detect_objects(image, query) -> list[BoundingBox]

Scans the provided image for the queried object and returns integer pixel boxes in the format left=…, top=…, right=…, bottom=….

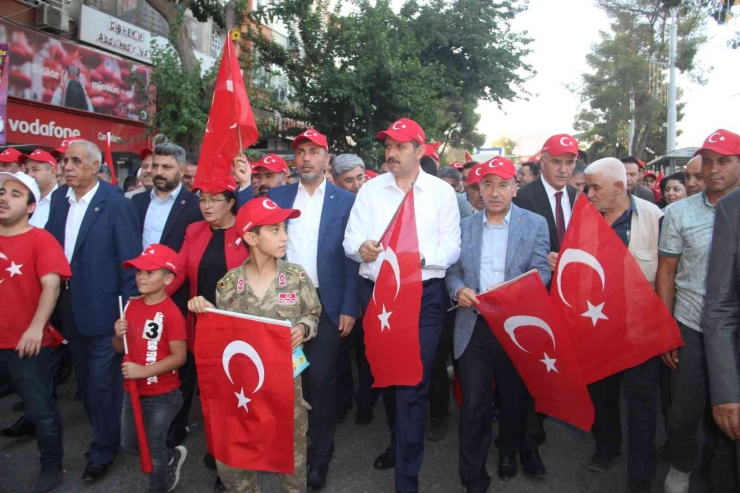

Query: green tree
left=249, top=0, right=532, bottom=164
left=490, top=136, right=517, bottom=156
left=574, top=0, right=707, bottom=161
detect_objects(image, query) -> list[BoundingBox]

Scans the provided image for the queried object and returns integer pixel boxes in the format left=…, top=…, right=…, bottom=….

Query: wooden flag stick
left=118, top=296, right=128, bottom=355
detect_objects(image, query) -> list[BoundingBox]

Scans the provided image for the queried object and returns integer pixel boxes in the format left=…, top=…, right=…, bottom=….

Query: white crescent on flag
left=503, top=315, right=557, bottom=353
left=556, top=249, right=606, bottom=308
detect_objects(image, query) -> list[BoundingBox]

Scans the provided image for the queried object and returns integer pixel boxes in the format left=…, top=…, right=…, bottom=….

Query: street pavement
left=1, top=375, right=711, bottom=493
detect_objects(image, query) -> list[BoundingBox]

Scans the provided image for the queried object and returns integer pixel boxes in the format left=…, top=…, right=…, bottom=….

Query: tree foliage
left=248, top=0, right=532, bottom=165
left=574, top=0, right=708, bottom=161
left=490, top=135, right=517, bottom=156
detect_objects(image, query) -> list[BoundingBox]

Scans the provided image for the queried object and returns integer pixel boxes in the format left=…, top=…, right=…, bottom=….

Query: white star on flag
left=6, top=261, right=23, bottom=277
left=235, top=388, right=251, bottom=413
left=581, top=300, right=608, bottom=326
left=540, top=352, right=558, bottom=373
left=378, top=304, right=392, bottom=332
left=720, top=136, right=726, bottom=141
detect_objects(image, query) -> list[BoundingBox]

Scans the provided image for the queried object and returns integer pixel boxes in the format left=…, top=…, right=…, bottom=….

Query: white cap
left=0, top=172, right=41, bottom=205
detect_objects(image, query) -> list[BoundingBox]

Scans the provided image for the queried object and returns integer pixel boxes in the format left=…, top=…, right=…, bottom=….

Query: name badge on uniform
left=278, top=292, right=298, bottom=305
left=278, top=273, right=287, bottom=288
left=143, top=319, right=163, bottom=342
left=237, top=278, right=245, bottom=293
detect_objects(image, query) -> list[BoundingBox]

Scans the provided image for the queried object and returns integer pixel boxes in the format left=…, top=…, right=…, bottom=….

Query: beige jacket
left=628, top=196, right=663, bottom=285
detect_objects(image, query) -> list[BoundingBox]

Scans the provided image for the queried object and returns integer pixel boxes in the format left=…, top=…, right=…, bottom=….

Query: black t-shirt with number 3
left=123, top=297, right=187, bottom=396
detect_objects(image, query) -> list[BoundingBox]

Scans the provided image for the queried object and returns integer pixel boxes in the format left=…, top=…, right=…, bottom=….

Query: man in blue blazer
left=268, top=128, right=359, bottom=490
left=45, top=140, right=142, bottom=482
left=446, top=158, right=551, bottom=493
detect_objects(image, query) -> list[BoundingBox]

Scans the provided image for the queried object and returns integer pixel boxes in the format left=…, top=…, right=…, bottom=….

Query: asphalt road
left=1, top=375, right=710, bottom=493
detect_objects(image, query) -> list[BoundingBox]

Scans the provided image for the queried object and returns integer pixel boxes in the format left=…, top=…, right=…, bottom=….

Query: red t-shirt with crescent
left=123, top=297, right=187, bottom=396
left=0, top=227, right=71, bottom=349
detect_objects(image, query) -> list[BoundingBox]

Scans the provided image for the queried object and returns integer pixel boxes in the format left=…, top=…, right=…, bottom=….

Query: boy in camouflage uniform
left=188, top=197, right=321, bottom=493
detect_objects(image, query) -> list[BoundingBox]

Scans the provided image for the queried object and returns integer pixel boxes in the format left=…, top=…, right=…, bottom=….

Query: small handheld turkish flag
left=363, top=189, right=424, bottom=387
left=464, top=150, right=474, bottom=162
left=105, top=132, right=117, bottom=186
left=551, top=195, right=682, bottom=384
left=193, top=36, right=259, bottom=191
left=477, top=270, right=594, bottom=431
left=195, top=309, right=294, bottom=474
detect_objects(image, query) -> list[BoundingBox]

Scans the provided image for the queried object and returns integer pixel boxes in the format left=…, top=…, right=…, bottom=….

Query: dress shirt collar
left=700, top=191, right=715, bottom=209
left=298, top=176, right=326, bottom=197
left=67, top=181, right=100, bottom=204
left=40, top=184, right=58, bottom=204
left=382, top=165, right=430, bottom=193
left=540, top=175, right=566, bottom=198
left=482, top=207, right=512, bottom=228
left=150, top=183, right=182, bottom=203
left=627, top=193, right=638, bottom=214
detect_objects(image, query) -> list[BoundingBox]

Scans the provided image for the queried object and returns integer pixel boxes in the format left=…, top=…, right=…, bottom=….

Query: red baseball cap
left=193, top=172, right=237, bottom=194
left=123, top=244, right=179, bottom=274
left=644, top=171, right=657, bottom=179
left=450, top=162, right=464, bottom=170
left=139, top=147, right=154, bottom=160
left=541, top=134, right=579, bottom=157
left=467, top=163, right=486, bottom=186
left=424, top=141, right=442, bottom=160
left=477, top=156, right=517, bottom=181
left=255, top=154, right=289, bottom=174
left=50, top=137, right=84, bottom=158
left=694, top=129, right=740, bottom=157
left=376, top=118, right=426, bottom=146
left=235, top=197, right=301, bottom=234
left=19, top=149, right=57, bottom=168
left=293, top=128, right=328, bottom=151
left=636, top=158, right=646, bottom=169
left=365, top=170, right=378, bottom=180
left=0, top=148, right=23, bottom=163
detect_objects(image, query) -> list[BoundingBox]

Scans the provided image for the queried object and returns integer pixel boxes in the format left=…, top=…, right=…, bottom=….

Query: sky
left=474, top=0, right=740, bottom=155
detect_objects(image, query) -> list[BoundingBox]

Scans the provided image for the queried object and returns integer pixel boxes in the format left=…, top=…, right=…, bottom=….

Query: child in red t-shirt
left=113, top=244, right=188, bottom=493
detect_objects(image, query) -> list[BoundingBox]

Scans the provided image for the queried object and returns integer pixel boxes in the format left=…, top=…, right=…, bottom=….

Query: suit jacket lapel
left=73, top=187, right=106, bottom=259
left=54, top=187, right=72, bottom=245
left=505, top=206, right=523, bottom=279
left=471, top=212, right=483, bottom=292
left=567, top=185, right=577, bottom=210
left=534, top=178, right=557, bottom=230
left=160, top=190, right=187, bottom=244
left=318, top=183, right=337, bottom=248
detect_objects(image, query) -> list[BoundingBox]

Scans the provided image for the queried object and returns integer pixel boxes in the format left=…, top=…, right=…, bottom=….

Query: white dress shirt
left=29, top=183, right=58, bottom=228
left=344, top=167, right=461, bottom=282
left=64, top=182, right=100, bottom=262
left=143, top=184, right=182, bottom=248
left=286, top=178, right=326, bottom=287
left=479, top=208, right=511, bottom=292
left=541, top=176, right=572, bottom=228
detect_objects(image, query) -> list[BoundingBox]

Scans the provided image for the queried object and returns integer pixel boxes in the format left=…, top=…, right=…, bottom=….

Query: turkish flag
left=123, top=353, right=153, bottom=474
left=477, top=270, right=594, bottom=431
left=363, top=189, right=424, bottom=387
left=105, top=132, right=117, bottom=186
left=193, top=37, right=259, bottom=191
left=195, top=309, right=294, bottom=474
left=551, top=195, right=682, bottom=384
left=464, top=150, right=473, bottom=162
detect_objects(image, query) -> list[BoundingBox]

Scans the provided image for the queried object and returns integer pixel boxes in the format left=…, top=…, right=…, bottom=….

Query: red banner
left=1, top=20, right=151, bottom=122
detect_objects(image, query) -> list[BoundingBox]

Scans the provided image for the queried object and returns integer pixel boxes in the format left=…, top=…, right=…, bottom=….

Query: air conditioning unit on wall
left=37, top=1, right=70, bottom=33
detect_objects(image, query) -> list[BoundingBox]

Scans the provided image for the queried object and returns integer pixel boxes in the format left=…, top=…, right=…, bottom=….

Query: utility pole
left=666, top=6, right=678, bottom=154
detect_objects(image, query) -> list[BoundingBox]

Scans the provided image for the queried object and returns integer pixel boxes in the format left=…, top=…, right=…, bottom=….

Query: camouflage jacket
left=215, top=259, right=321, bottom=341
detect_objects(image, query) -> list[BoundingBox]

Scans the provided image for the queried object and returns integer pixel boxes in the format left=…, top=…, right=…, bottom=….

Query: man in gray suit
left=446, top=157, right=551, bottom=492
left=705, top=186, right=740, bottom=493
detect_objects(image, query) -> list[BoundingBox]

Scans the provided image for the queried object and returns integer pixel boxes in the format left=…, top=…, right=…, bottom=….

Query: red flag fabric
left=464, top=150, right=474, bottom=162
left=476, top=270, right=594, bottom=431
left=195, top=310, right=294, bottom=474
left=193, top=37, right=259, bottom=191
left=105, top=132, right=117, bottom=186
left=123, top=353, right=153, bottom=474
left=363, top=190, right=424, bottom=387
left=551, top=195, right=682, bottom=384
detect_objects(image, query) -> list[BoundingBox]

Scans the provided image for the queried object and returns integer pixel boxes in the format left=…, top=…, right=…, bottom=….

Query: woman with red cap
left=165, top=172, right=249, bottom=491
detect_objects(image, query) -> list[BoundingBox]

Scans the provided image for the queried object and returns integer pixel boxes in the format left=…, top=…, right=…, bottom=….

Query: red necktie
left=555, top=191, right=566, bottom=246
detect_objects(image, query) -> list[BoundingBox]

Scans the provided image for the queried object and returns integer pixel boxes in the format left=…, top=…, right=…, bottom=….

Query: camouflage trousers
left=217, top=375, right=309, bottom=493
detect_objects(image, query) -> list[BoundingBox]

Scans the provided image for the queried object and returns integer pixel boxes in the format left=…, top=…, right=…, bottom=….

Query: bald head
left=684, top=155, right=705, bottom=196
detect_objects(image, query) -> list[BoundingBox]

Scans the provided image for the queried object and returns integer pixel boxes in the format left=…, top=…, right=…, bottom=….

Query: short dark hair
left=521, top=161, right=541, bottom=176
left=438, top=167, right=461, bottom=183
left=123, top=175, right=137, bottom=191
left=463, top=161, right=478, bottom=170
left=420, top=156, right=437, bottom=177
left=573, top=161, right=587, bottom=176
left=154, top=143, right=186, bottom=167
left=664, top=171, right=686, bottom=192
left=620, top=156, right=640, bottom=166
left=186, top=153, right=199, bottom=166
left=222, top=190, right=238, bottom=216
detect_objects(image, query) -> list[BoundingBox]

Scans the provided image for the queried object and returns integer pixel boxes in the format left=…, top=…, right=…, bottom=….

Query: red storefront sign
left=7, top=99, right=148, bottom=153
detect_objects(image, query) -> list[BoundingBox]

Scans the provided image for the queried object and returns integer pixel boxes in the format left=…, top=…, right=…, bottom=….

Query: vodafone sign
left=7, top=99, right=147, bottom=153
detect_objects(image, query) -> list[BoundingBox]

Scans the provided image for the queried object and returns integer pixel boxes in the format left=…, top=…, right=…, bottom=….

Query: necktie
left=555, top=191, right=566, bottom=246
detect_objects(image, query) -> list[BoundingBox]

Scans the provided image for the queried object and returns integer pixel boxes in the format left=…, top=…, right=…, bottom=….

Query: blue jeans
left=121, top=389, right=183, bottom=493
left=0, top=347, right=63, bottom=468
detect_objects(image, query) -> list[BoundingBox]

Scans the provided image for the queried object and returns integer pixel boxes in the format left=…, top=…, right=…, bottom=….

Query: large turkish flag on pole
left=477, top=270, right=594, bottom=431
left=195, top=309, right=294, bottom=474
left=551, top=195, right=682, bottom=384
left=363, top=189, right=424, bottom=388
left=193, top=37, right=259, bottom=191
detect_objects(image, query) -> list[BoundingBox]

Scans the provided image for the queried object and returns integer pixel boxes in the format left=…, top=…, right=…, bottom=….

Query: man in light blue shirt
left=143, top=181, right=182, bottom=248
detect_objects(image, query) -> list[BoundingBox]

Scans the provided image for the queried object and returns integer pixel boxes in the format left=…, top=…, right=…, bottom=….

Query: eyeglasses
left=198, top=197, right=228, bottom=207
left=480, top=182, right=513, bottom=192
left=542, top=155, right=576, bottom=167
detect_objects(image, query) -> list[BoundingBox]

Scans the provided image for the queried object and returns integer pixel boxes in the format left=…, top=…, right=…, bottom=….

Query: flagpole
left=226, top=35, right=245, bottom=156
left=376, top=183, right=414, bottom=246
left=118, top=296, right=128, bottom=354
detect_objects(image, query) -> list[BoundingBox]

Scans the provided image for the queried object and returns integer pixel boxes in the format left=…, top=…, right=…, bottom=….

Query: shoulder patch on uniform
left=284, top=264, right=307, bottom=281
left=217, top=270, right=239, bottom=293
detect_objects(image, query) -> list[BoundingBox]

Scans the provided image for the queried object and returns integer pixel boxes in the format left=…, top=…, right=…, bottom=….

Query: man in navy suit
left=446, top=157, right=551, bottom=491
left=131, top=142, right=202, bottom=447
left=45, top=140, right=142, bottom=482
left=268, top=128, right=359, bottom=490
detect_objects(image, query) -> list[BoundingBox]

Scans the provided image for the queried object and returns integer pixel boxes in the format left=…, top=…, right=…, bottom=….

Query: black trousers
left=589, top=356, right=659, bottom=482
left=458, top=317, right=530, bottom=493
left=712, top=428, right=740, bottom=493
left=428, top=289, right=455, bottom=420
left=335, top=316, right=377, bottom=413
left=169, top=350, right=197, bottom=436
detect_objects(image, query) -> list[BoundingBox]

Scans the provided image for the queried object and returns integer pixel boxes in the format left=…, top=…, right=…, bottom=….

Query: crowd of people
left=0, top=121, right=739, bottom=493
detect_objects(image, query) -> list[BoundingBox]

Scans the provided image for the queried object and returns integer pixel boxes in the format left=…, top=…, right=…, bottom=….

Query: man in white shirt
left=268, top=128, right=359, bottom=491
left=343, top=118, right=461, bottom=493
left=24, top=149, right=60, bottom=228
